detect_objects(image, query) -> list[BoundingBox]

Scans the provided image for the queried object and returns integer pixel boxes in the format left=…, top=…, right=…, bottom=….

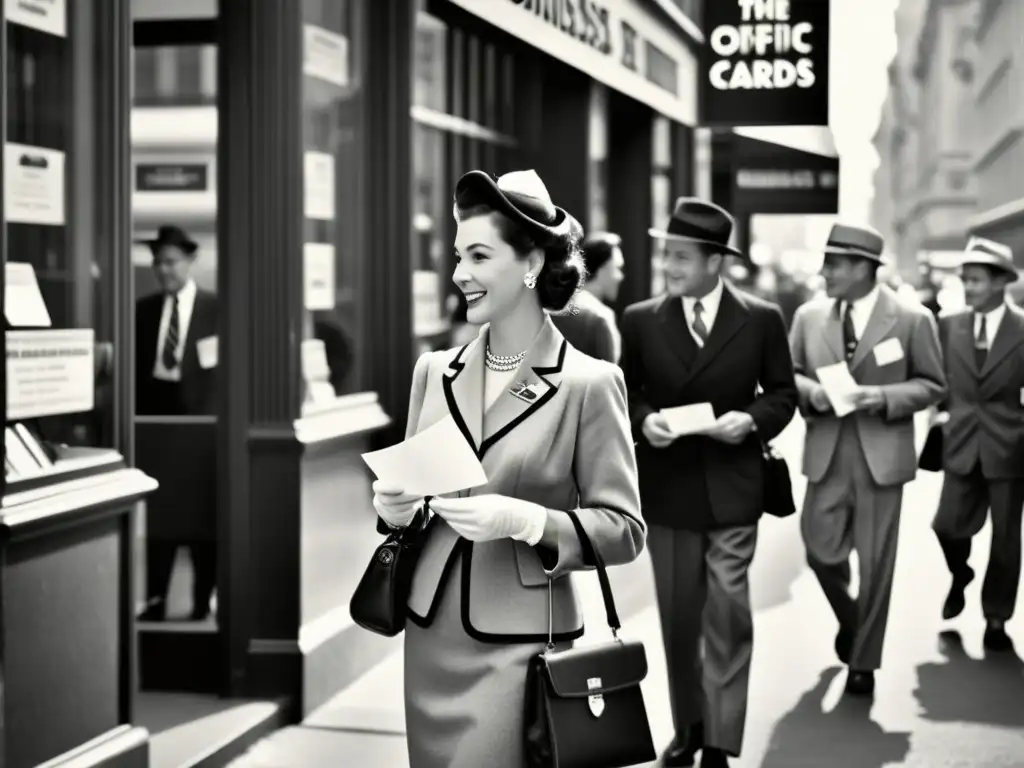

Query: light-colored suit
left=789, top=285, right=946, bottom=670
left=399, top=317, right=645, bottom=768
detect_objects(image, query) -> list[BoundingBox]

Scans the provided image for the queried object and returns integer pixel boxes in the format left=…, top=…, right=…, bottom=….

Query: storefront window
left=410, top=14, right=521, bottom=356
left=4, top=0, right=119, bottom=491
left=588, top=84, right=609, bottom=233
left=301, top=0, right=364, bottom=408
left=650, top=116, right=673, bottom=296
left=132, top=45, right=216, bottom=107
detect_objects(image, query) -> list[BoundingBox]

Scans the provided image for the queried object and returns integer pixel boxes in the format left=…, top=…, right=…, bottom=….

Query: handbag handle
left=546, top=509, right=622, bottom=649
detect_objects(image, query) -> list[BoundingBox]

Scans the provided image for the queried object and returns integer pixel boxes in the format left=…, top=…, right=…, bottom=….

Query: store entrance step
left=136, top=693, right=287, bottom=768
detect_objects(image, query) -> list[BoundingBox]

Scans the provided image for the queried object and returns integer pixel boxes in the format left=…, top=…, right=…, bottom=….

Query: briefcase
left=523, top=510, right=656, bottom=768
left=761, top=440, right=796, bottom=518
left=919, top=425, right=943, bottom=472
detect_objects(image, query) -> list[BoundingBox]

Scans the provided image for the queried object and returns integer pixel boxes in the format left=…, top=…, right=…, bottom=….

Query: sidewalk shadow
left=759, top=667, right=910, bottom=768
left=913, top=630, right=1024, bottom=728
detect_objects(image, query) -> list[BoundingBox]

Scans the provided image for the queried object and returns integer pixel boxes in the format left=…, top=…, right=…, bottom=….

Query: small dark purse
left=761, top=439, right=796, bottom=518
left=524, top=509, right=656, bottom=768
left=349, top=501, right=432, bottom=637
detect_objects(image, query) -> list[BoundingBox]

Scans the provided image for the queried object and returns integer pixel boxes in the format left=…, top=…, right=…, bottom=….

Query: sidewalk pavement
left=229, top=414, right=1024, bottom=766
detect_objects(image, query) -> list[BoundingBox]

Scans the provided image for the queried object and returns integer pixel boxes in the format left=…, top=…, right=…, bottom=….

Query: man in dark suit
left=135, top=225, right=219, bottom=621
left=621, top=199, right=797, bottom=768
left=933, top=237, right=1024, bottom=653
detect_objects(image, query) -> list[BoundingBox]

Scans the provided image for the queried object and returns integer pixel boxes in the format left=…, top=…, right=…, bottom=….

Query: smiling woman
left=365, top=167, right=648, bottom=768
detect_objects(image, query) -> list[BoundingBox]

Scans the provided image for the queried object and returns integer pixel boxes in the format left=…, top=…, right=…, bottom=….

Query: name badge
left=1019, top=388, right=1024, bottom=407
left=872, top=337, right=904, bottom=367
left=510, top=381, right=542, bottom=403
left=197, top=335, right=218, bottom=369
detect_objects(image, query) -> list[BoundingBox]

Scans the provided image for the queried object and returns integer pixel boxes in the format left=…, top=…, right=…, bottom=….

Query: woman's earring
left=524, top=273, right=537, bottom=289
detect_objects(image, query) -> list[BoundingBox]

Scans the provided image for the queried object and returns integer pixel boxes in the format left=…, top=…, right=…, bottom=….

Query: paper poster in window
left=5, top=0, right=67, bottom=38
left=5, top=143, right=66, bottom=226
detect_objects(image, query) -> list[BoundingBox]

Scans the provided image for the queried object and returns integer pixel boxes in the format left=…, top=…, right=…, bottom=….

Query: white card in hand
left=361, top=415, right=487, bottom=496
left=815, top=362, right=859, bottom=418
left=661, top=403, right=717, bottom=436
left=872, top=337, right=904, bottom=367
left=197, top=335, right=218, bottom=369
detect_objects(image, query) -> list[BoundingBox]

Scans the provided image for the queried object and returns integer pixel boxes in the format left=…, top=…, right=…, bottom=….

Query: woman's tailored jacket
left=399, top=319, right=645, bottom=644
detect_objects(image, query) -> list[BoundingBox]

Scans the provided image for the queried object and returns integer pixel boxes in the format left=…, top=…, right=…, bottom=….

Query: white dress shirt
left=974, top=302, right=1006, bottom=346
left=152, top=279, right=197, bottom=382
left=682, top=278, right=724, bottom=348
left=840, top=285, right=880, bottom=340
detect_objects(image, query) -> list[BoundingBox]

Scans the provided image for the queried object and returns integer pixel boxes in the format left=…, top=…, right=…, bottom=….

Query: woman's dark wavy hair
left=454, top=196, right=587, bottom=314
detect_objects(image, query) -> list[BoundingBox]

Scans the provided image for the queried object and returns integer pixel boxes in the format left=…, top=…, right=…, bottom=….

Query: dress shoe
left=942, top=567, right=974, bottom=620
left=983, top=621, right=1013, bottom=652
left=662, top=722, right=703, bottom=767
left=835, top=627, right=853, bottom=664
left=700, top=747, right=730, bottom=768
left=844, top=670, right=875, bottom=697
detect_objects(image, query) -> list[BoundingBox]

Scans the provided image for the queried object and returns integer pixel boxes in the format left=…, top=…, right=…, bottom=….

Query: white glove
left=429, top=494, right=548, bottom=545
left=372, top=481, right=422, bottom=529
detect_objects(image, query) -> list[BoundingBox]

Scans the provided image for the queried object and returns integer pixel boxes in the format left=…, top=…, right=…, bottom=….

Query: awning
left=724, top=126, right=840, bottom=215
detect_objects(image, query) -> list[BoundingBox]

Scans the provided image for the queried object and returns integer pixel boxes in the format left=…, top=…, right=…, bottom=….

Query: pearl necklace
left=485, top=346, right=526, bottom=372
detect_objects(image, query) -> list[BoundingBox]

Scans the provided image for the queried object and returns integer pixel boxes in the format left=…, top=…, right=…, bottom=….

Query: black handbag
left=524, top=509, right=656, bottom=768
left=761, top=439, right=796, bottom=518
left=349, top=501, right=432, bottom=637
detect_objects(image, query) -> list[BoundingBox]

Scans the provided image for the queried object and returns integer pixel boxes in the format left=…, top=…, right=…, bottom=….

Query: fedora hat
left=823, top=223, right=885, bottom=263
left=135, top=224, right=198, bottom=256
left=454, top=169, right=582, bottom=246
left=648, top=198, right=743, bottom=257
left=961, top=236, right=1017, bottom=281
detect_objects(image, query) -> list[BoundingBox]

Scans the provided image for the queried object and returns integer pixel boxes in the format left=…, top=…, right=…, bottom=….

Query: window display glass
left=650, top=116, right=674, bottom=296
left=4, top=0, right=119, bottom=491
left=301, top=0, right=365, bottom=407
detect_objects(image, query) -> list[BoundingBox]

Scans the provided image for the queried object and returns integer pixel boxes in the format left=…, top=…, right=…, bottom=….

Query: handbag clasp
left=587, top=677, right=605, bottom=718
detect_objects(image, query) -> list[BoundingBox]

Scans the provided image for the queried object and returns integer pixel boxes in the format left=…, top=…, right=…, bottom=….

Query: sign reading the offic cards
left=700, top=0, right=830, bottom=127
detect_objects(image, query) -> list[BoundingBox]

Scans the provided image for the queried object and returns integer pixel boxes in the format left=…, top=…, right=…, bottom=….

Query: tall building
left=873, top=0, right=1024, bottom=280
left=964, top=0, right=1024, bottom=263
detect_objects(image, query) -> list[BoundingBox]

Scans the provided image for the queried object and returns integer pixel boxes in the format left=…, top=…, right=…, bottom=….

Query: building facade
left=965, top=0, right=1024, bottom=260
left=872, top=0, right=1024, bottom=282
left=0, top=0, right=702, bottom=766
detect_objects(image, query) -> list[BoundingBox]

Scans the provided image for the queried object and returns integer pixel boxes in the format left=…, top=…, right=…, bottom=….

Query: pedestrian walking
left=370, top=169, right=646, bottom=768
left=552, top=231, right=625, bottom=362
left=620, top=198, right=798, bottom=767
left=932, top=237, right=1024, bottom=653
left=788, top=223, right=946, bottom=697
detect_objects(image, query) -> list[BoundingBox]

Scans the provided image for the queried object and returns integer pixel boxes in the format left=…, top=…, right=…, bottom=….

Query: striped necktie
left=162, top=295, right=180, bottom=370
left=692, top=300, right=709, bottom=345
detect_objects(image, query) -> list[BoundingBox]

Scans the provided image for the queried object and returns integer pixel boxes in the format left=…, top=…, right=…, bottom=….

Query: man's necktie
left=692, top=300, right=709, bottom=345
left=841, top=302, right=857, bottom=361
left=162, top=296, right=180, bottom=371
left=975, top=313, right=988, bottom=369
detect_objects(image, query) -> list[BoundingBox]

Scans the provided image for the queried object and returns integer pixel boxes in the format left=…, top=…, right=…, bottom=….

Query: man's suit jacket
left=135, top=289, right=218, bottom=416
left=789, top=285, right=946, bottom=487
left=620, top=284, right=798, bottom=531
left=938, top=306, right=1024, bottom=479
left=550, top=304, right=617, bottom=363
left=397, top=318, right=645, bottom=644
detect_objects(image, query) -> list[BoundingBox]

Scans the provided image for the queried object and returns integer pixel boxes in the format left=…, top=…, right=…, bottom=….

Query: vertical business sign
left=700, top=0, right=830, bottom=127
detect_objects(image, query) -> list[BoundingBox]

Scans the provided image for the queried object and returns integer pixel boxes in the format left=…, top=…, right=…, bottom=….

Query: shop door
left=130, top=15, right=223, bottom=695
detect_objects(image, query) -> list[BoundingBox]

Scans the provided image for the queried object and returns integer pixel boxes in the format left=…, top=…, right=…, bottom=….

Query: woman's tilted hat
left=648, top=197, right=743, bottom=257
left=961, top=236, right=1017, bottom=281
left=134, top=224, right=199, bottom=256
left=454, top=169, right=582, bottom=246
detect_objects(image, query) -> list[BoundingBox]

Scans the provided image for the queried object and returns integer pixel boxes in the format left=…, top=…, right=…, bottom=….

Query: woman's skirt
left=404, top=554, right=551, bottom=768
